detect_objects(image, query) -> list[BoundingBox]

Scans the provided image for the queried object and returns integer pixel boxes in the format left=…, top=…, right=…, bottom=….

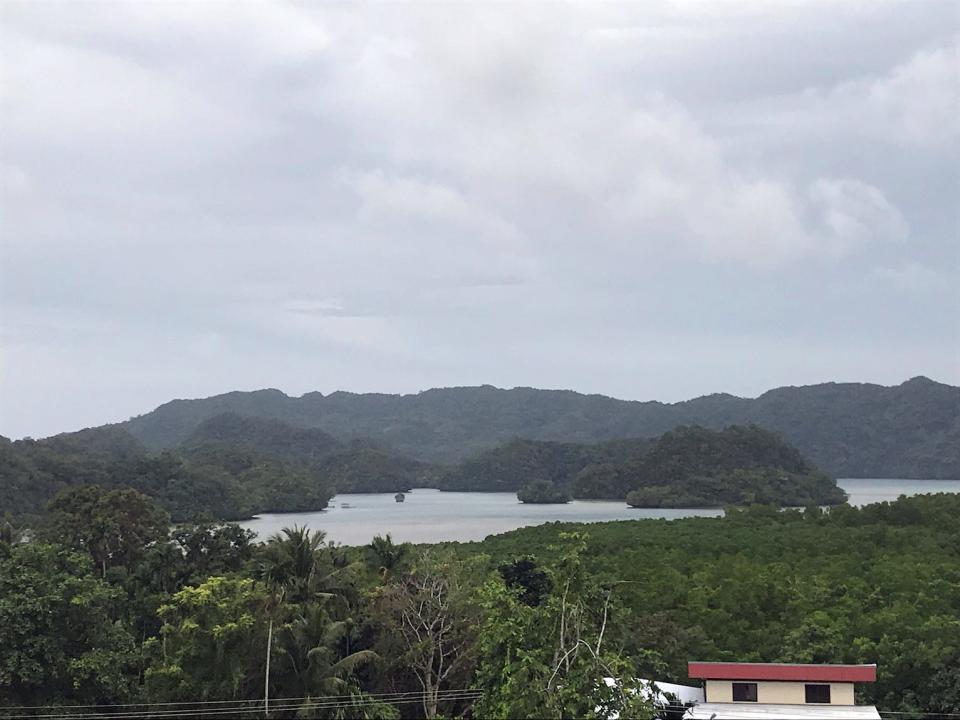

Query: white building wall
left=705, top=680, right=855, bottom=705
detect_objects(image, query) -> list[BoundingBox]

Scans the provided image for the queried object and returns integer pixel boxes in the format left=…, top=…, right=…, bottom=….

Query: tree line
left=2, top=421, right=845, bottom=521
left=0, top=413, right=427, bottom=521
left=466, top=425, right=847, bottom=507
left=2, top=487, right=958, bottom=717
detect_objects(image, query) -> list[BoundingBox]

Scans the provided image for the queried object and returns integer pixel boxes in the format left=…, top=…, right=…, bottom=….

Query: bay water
left=240, top=478, right=960, bottom=546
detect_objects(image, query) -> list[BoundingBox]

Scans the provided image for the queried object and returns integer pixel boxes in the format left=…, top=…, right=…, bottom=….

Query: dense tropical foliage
left=0, top=430, right=334, bottom=521
left=1, top=487, right=958, bottom=717
left=441, top=437, right=649, bottom=493
left=517, top=479, right=573, bottom=504
left=117, top=377, right=960, bottom=477
left=185, top=413, right=428, bottom=494
left=1, top=419, right=845, bottom=521
left=0, top=416, right=426, bottom=521
left=455, top=425, right=845, bottom=507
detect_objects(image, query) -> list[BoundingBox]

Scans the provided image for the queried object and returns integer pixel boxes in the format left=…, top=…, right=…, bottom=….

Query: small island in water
left=501, top=425, right=847, bottom=509
left=517, top=479, right=572, bottom=504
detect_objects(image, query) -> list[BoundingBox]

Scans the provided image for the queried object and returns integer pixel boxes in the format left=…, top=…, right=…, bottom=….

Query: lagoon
left=240, top=478, right=960, bottom=546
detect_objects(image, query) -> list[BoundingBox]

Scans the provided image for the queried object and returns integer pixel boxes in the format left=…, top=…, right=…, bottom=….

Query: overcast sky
left=1, top=1, right=958, bottom=439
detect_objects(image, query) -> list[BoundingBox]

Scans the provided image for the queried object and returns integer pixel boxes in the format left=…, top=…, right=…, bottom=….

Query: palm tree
left=258, top=525, right=324, bottom=715
left=259, top=525, right=327, bottom=602
left=367, top=534, right=409, bottom=579
left=257, top=526, right=362, bottom=714
left=274, top=602, right=378, bottom=700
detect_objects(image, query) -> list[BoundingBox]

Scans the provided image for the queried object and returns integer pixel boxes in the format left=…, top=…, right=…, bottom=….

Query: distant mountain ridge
left=110, top=376, right=959, bottom=478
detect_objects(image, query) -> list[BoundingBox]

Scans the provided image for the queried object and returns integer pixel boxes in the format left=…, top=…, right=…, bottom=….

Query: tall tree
left=144, top=576, right=268, bottom=701
left=373, top=550, right=486, bottom=719
left=474, top=533, right=654, bottom=719
left=0, top=543, right=137, bottom=705
left=40, top=485, right=169, bottom=578
left=256, top=526, right=359, bottom=713
left=272, top=602, right=378, bottom=700
left=367, top=534, right=410, bottom=579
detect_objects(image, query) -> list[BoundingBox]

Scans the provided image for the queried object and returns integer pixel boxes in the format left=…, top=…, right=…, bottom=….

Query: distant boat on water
left=340, top=503, right=353, bottom=509
left=395, top=493, right=406, bottom=503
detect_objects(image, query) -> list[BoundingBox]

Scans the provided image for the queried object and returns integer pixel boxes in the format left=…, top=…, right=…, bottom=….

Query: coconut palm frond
left=324, top=649, right=380, bottom=677
left=319, top=619, right=349, bottom=646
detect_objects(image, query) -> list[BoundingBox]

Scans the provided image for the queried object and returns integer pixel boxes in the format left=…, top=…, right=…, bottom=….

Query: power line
left=5, top=696, right=957, bottom=720
left=0, top=691, right=699, bottom=712
left=2, top=699, right=484, bottom=720
left=0, top=690, right=485, bottom=720
left=3, top=689, right=471, bottom=711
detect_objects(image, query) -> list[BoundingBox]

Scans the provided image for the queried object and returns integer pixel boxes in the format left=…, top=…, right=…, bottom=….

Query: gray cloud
left=1, top=1, right=958, bottom=438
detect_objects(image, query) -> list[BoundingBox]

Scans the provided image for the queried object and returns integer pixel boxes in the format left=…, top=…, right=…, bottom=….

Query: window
left=732, top=682, right=758, bottom=702
left=806, top=684, right=832, bottom=704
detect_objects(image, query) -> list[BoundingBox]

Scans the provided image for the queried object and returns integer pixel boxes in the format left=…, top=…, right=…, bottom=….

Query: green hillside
left=183, top=412, right=429, bottom=493
left=0, top=428, right=332, bottom=521
left=441, top=425, right=845, bottom=507
left=116, top=377, right=960, bottom=478
left=1, top=414, right=428, bottom=520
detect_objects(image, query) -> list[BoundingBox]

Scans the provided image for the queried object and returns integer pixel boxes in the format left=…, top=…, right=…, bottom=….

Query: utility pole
left=264, top=617, right=273, bottom=718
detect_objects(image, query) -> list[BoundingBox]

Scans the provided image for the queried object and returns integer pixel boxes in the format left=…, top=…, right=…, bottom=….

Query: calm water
left=838, top=477, right=960, bottom=506
left=240, top=478, right=960, bottom=546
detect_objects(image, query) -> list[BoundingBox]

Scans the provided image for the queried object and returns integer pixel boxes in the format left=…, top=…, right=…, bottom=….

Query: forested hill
left=182, top=412, right=431, bottom=494
left=115, top=377, right=960, bottom=478
left=183, top=412, right=344, bottom=461
left=442, top=426, right=846, bottom=508
left=0, top=413, right=430, bottom=520
left=0, top=426, right=336, bottom=521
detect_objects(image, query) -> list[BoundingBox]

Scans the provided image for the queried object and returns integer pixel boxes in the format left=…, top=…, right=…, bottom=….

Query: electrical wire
left=3, top=689, right=474, bottom=711
left=0, top=690, right=485, bottom=720
left=5, top=695, right=958, bottom=720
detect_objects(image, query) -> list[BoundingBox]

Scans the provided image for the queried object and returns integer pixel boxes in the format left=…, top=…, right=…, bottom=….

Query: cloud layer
left=1, top=1, right=958, bottom=438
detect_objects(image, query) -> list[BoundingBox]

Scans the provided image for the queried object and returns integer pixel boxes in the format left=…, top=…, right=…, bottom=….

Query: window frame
left=805, top=683, right=832, bottom=704
left=732, top=682, right=759, bottom=702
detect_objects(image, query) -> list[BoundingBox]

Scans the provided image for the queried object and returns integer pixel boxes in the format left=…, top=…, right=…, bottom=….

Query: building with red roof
left=683, top=662, right=880, bottom=720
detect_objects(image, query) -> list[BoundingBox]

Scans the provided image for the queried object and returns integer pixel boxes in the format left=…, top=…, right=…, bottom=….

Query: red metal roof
left=688, top=662, right=877, bottom=683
